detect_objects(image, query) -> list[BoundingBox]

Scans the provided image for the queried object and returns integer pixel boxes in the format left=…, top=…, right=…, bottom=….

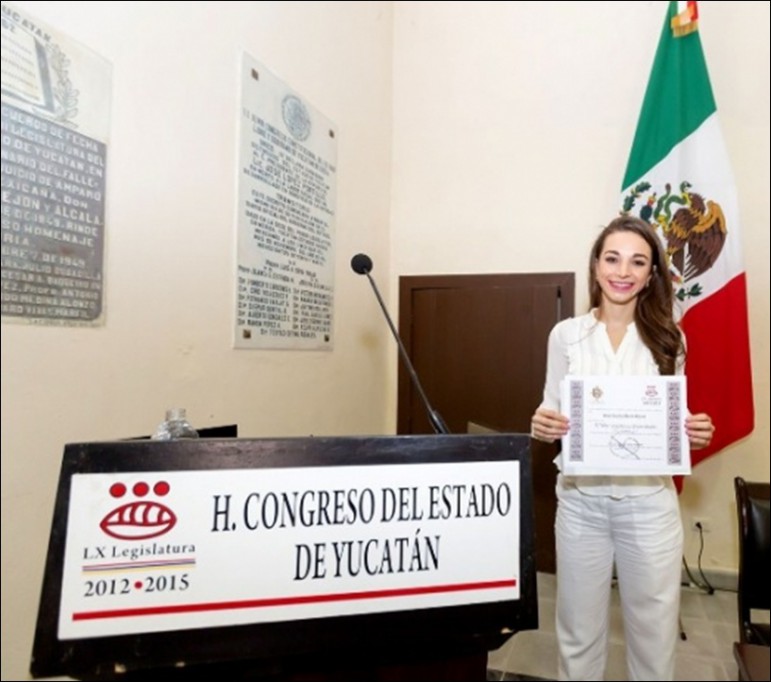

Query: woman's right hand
left=530, top=407, right=570, bottom=443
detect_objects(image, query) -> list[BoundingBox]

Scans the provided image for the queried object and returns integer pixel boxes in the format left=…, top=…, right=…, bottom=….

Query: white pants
left=555, top=477, right=683, bottom=681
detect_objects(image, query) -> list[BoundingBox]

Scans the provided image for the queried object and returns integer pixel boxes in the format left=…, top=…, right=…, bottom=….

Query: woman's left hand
left=686, top=413, right=715, bottom=450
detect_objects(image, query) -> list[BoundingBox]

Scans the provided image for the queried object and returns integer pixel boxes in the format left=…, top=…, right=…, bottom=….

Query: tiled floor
left=487, top=572, right=746, bottom=681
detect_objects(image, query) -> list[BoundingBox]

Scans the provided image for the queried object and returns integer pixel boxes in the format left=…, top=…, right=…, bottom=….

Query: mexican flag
left=621, top=1, right=754, bottom=474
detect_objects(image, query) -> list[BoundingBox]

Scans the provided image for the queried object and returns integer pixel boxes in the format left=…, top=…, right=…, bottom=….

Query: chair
left=734, top=476, right=771, bottom=646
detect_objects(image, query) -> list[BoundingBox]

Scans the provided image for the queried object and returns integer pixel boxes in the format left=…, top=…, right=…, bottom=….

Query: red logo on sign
left=99, top=481, right=177, bottom=540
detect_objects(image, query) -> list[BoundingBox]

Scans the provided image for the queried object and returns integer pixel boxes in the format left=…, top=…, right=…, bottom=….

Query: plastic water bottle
left=152, top=408, right=199, bottom=440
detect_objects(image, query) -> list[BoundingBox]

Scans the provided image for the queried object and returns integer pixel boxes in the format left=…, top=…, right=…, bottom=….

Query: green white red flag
left=621, top=1, right=754, bottom=476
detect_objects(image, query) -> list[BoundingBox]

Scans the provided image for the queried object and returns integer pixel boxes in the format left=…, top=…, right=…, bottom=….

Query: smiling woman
left=530, top=215, right=716, bottom=680
left=586, top=216, right=682, bottom=371
left=593, top=231, right=652, bottom=307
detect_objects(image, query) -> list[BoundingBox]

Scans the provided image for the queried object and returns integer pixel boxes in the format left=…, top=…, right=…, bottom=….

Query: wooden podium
left=30, top=434, right=537, bottom=680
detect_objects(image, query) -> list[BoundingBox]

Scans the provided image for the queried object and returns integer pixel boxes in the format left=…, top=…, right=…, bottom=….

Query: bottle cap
left=166, top=407, right=187, bottom=421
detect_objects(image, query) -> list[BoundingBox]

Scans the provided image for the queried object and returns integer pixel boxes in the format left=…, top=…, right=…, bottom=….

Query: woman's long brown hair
left=588, top=215, right=684, bottom=375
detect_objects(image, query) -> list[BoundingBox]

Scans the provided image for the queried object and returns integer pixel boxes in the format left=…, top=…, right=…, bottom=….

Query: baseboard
left=681, top=566, right=738, bottom=592
left=610, top=565, right=738, bottom=593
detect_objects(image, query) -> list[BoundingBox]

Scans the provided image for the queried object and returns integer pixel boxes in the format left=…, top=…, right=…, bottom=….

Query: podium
left=30, top=434, right=538, bottom=680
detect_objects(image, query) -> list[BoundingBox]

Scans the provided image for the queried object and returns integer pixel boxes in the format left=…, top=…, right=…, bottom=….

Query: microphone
left=351, top=253, right=450, bottom=435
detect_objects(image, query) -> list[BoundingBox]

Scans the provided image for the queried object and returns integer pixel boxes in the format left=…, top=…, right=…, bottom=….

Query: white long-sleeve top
left=539, top=310, right=682, bottom=499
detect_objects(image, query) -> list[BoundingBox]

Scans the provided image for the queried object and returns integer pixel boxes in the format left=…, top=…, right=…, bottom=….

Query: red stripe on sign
left=72, top=578, right=518, bottom=621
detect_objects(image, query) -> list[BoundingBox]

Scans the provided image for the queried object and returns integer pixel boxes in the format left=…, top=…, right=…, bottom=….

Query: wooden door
left=397, top=273, right=574, bottom=573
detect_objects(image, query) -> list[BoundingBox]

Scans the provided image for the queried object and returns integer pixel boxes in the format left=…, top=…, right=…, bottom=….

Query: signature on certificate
left=609, top=431, right=641, bottom=459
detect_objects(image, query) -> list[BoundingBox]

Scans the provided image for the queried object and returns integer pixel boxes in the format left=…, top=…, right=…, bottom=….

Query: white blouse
left=539, top=310, right=682, bottom=499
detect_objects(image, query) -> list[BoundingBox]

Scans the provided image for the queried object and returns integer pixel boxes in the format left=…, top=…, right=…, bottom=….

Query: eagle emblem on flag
left=622, top=180, right=726, bottom=300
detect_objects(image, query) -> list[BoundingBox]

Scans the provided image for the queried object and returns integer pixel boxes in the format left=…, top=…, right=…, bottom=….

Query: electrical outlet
left=692, top=517, right=711, bottom=532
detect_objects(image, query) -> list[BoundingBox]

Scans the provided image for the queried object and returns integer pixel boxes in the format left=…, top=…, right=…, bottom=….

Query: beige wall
left=391, top=0, right=770, bottom=576
left=1, top=2, right=395, bottom=679
left=1, top=1, right=768, bottom=679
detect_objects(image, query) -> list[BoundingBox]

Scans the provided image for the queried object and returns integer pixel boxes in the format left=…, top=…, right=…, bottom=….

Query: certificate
left=560, top=375, right=690, bottom=476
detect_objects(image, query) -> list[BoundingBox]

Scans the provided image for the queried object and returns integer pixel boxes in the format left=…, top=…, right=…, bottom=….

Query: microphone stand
left=361, top=270, right=450, bottom=435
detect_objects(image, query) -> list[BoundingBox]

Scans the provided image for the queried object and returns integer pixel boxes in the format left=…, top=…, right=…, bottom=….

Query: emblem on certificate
left=560, top=375, right=691, bottom=476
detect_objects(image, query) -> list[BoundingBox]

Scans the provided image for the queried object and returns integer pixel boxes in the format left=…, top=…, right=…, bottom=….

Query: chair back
left=734, top=476, right=771, bottom=645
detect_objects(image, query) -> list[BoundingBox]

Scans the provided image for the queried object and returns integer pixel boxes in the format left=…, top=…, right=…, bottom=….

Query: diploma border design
left=666, top=381, right=682, bottom=465
left=568, top=380, right=584, bottom=462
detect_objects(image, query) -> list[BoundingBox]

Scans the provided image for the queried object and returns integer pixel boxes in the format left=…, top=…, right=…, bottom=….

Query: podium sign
left=31, top=434, right=537, bottom=679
